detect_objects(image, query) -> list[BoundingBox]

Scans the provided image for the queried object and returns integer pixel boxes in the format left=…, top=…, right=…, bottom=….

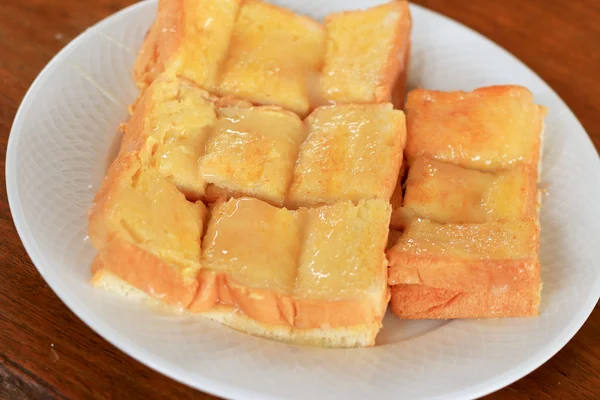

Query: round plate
left=6, top=1, right=600, bottom=399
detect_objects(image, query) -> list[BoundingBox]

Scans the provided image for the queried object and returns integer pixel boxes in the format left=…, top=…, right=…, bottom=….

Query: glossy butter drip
left=402, top=158, right=537, bottom=224
left=199, top=106, right=305, bottom=206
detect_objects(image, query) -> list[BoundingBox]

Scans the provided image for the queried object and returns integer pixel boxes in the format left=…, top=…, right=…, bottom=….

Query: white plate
left=6, top=0, right=600, bottom=399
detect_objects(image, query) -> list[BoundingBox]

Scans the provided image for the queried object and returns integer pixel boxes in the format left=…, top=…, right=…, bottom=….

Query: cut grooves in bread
left=90, top=77, right=405, bottom=347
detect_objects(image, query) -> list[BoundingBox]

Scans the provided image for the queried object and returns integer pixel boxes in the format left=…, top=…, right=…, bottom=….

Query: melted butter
left=397, top=219, right=538, bottom=260
left=216, top=0, right=325, bottom=115
left=403, top=158, right=537, bottom=224
left=294, top=200, right=390, bottom=301
left=288, top=104, right=404, bottom=207
left=114, top=165, right=205, bottom=270
left=199, top=106, right=305, bottom=206
left=201, top=198, right=300, bottom=294
left=194, top=198, right=390, bottom=329
left=167, top=0, right=240, bottom=91
left=320, top=2, right=410, bottom=103
left=145, top=79, right=217, bottom=199
left=406, top=87, right=545, bottom=171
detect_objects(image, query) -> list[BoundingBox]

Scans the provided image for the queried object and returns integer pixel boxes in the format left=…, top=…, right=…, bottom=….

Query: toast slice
left=191, top=197, right=391, bottom=347
left=390, top=284, right=540, bottom=319
left=124, top=76, right=217, bottom=200
left=320, top=1, right=411, bottom=108
left=89, top=153, right=207, bottom=309
left=394, top=157, right=538, bottom=227
left=405, top=86, right=547, bottom=171
left=133, top=0, right=241, bottom=90
left=217, top=0, right=326, bottom=116
left=387, top=219, right=540, bottom=293
left=287, top=103, right=406, bottom=208
left=198, top=104, right=306, bottom=207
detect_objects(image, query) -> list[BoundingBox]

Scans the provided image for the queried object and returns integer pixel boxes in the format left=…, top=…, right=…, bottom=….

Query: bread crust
left=377, top=1, right=411, bottom=106
left=93, top=242, right=199, bottom=308
left=133, top=0, right=185, bottom=88
left=390, top=284, right=540, bottom=319
left=92, top=267, right=385, bottom=347
left=189, top=270, right=389, bottom=330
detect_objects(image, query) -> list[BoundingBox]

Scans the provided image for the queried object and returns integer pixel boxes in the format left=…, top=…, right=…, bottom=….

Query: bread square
left=295, top=200, right=391, bottom=301
left=198, top=105, right=306, bottom=206
left=133, top=0, right=241, bottom=90
left=89, top=154, right=207, bottom=308
left=387, top=219, right=540, bottom=293
left=124, top=77, right=218, bottom=200
left=396, top=158, right=538, bottom=226
left=217, top=0, right=326, bottom=116
left=201, top=198, right=301, bottom=295
left=405, top=85, right=547, bottom=171
left=288, top=104, right=405, bottom=208
left=293, top=199, right=391, bottom=329
left=320, top=1, right=411, bottom=107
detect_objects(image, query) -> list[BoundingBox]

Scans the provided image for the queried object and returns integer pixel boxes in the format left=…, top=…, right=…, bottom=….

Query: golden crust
left=387, top=219, right=540, bottom=292
left=133, top=0, right=185, bottom=88
left=188, top=270, right=387, bottom=330
left=405, top=85, right=547, bottom=171
left=92, top=242, right=199, bottom=308
left=91, top=267, right=381, bottom=347
left=390, top=284, right=540, bottom=319
left=88, top=153, right=206, bottom=307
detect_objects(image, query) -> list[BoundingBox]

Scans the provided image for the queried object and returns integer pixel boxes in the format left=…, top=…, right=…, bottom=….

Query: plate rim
left=5, top=1, right=600, bottom=399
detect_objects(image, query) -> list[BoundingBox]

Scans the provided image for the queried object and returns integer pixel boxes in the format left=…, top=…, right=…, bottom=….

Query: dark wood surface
left=1, top=0, right=598, bottom=398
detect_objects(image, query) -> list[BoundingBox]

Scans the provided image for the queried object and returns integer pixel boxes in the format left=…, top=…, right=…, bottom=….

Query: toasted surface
left=387, top=219, right=540, bottom=292
left=294, top=200, right=391, bottom=329
left=199, top=105, right=306, bottom=206
left=296, top=200, right=390, bottom=301
left=390, top=284, right=540, bottom=319
left=217, top=0, right=326, bottom=116
left=133, top=0, right=241, bottom=90
left=405, top=85, right=547, bottom=171
left=288, top=104, right=405, bottom=208
left=201, top=198, right=301, bottom=294
left=92, top=269, right=381, bottom=347
left=191, top=198, right=390, bottom=337
left=124, top=77, right=217, bottom=200
left=321, top=1, right=411, bottom=107
left=396, top=158, right=538, bottom=225
left=89, top=153, right=206, bottom=307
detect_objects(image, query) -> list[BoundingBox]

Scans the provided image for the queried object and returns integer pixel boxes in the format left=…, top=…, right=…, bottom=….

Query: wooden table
left=1, top=0, right=598, bottom=398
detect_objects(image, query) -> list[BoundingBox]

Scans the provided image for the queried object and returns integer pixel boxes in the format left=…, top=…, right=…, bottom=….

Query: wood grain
left=0, top=0, right=598, bottom=399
